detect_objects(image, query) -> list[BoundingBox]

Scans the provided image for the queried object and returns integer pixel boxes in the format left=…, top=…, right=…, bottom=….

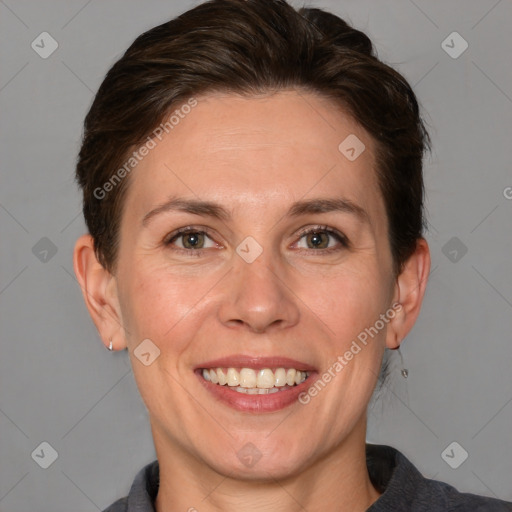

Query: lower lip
left=195, top=370, right=318, bottom=413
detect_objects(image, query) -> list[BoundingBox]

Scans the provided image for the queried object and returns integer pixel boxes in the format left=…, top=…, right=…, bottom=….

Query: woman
left=73, top=0, right=512, bottom=510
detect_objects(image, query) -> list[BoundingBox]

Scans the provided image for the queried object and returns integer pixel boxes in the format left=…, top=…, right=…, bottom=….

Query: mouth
left=195, top=356, right=317, bottom=413
left=200, top=367, right=310, bottom=394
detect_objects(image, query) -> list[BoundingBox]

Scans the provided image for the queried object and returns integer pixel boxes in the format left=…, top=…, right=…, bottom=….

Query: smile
left=201, top=367, right=309, bottom=394
left=195, top=355, right=317, bottom=412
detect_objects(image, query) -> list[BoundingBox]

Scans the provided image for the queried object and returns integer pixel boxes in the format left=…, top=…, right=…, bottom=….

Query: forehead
left=123, top=90, right=385, bottom=230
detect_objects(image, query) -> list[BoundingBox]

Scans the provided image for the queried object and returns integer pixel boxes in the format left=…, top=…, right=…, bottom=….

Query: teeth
left=257, top=368, right=275, bottom=388
left=235, top=386, right=284, bottom=394
left=226, top=368, right=240, bottom=387
left=209, top=369, right=218, bottom=384
left=240, top=368, right=257, bottom=388
left=286, top=369, right=296, bottom=386
left=274, top=368, right=287, bottom=387
left=201, top=367, right=309, bottom=389
left=216, top=368, right=227, bottom=385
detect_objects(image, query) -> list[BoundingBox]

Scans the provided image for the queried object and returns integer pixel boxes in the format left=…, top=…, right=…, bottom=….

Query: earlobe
left=385, top=238, right=431, bottom=350
left=73, top=234, right=126, bottom=350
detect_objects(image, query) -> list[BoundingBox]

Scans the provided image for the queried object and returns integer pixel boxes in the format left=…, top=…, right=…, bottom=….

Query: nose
left=218, top=250, right=300, bottom=334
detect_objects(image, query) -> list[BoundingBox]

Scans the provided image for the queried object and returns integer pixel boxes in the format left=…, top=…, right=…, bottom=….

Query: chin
left=199, top=439, right=313, bottom=481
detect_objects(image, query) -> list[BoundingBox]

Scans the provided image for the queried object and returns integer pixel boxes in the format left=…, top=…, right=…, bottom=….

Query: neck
left=153, top=416, right=381, bottom=512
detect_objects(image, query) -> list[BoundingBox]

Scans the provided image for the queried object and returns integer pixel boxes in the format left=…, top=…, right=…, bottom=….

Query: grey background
left=0, top=0, right=511, bottom=510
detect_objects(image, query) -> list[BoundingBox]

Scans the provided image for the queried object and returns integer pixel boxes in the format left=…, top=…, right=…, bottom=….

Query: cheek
left=303, top=263, right=391, bottom=341
left=117, top=260, right=219, bottom=347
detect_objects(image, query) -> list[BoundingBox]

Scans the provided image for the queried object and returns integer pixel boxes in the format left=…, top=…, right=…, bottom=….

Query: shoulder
left=101, top=460, right=159, bottom=512
left=102, top=496, right=128, bottom=512
left=414, top=476, right=512, bottom=511
left=409, top=476, right=512, bottom=511
left=366, top=444, right=512, bottom=512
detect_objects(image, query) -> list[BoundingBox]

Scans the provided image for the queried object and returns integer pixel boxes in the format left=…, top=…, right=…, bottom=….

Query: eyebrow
left=141, top=196, right=369, bottom=227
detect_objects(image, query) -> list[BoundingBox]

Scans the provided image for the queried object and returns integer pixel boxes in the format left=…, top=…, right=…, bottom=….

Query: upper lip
left=195, top=354, right=317, bottom=372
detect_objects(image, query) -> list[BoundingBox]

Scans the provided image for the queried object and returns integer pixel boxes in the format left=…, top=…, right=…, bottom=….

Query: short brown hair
left=76, top=0, right=430, bottom=276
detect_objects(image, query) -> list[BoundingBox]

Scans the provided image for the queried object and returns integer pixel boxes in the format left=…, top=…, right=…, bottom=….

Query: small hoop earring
left=108, top=338, right=113, bottom=351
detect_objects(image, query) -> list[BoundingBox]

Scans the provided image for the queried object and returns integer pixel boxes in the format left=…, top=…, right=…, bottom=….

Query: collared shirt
left=103, top=444, right=512, bottom=511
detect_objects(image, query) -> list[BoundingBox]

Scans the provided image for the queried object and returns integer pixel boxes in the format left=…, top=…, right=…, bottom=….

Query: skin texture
left=74, top=90, right=430, bottom=512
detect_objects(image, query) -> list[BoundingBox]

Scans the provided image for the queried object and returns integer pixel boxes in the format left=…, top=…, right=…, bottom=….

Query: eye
left=164, top=225, right=348, bottom=256
left=164, top=227, right=219, bottom=252
left=294, top=225, right=348, bottom=253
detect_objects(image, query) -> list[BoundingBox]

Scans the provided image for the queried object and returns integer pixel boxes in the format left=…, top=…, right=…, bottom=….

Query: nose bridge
left=219, top=243, right=300, bottom=333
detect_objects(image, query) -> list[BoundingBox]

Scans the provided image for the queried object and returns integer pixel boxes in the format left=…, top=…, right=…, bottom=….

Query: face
left=112, top=90, right=399, bottom=478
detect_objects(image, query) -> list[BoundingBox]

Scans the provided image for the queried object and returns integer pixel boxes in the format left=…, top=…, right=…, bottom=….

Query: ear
left=73, top=234, right=127, bottom=351
left=386, top=237, right=431, bottom=349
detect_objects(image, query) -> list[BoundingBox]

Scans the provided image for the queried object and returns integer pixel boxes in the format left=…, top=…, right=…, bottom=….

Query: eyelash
left=164, top=225, right=349, bottom=256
